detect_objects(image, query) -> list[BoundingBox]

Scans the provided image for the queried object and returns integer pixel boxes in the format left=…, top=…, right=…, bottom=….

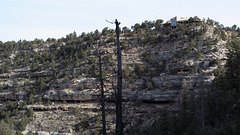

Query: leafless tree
left=106, top=19, right=123, bottom=135
left=94, top=40, right=107, bottom=135
left=115, top=19, right=123, bottom=135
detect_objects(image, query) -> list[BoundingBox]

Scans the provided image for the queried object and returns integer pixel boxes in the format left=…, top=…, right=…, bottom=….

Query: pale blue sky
left=0, top=0, right=239, bottom=42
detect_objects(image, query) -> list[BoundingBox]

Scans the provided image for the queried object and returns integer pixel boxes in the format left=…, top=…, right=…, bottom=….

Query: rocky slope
left=0, top=18, right=239, bottom=134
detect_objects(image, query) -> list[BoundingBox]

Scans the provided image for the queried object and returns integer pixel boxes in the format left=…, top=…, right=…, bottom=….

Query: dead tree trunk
left=115, top=19, right=123, bottom=135
left=99, top=52, right=106, bottom=135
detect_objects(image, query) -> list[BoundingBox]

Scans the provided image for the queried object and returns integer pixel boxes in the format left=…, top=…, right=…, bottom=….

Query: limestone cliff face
left=0, top=21, right=235, bottom=134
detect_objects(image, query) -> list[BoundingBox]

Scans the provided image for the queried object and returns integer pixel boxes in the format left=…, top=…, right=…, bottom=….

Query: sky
left=0, top=0, right=239, bottom=42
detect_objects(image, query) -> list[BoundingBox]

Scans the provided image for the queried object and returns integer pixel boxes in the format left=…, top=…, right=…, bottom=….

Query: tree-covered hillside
left=0, top=16, right=240, bottom=134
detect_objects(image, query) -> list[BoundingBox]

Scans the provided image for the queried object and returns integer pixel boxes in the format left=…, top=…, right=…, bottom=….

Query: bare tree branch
left=105, top=19, right=114, bottom=24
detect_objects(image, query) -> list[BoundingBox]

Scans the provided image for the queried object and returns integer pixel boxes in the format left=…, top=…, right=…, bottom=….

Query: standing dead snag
left=94, top=40, right=107, bottom=135
left=115, top=19, right=123, bottom=135
left=106, top=18, right=123, bottom=135
left=99, top=51, right=106, bottom=135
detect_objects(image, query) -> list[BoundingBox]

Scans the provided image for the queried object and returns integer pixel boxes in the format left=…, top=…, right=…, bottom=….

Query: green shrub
left=106, top=37, right=115, bottom=43
left=165, top=28, right=170, bottom=35
left=193, top=62, right=198, bottom=74
left=157, top=35, right=164, bottom=43
left=28, top=93, right=34, bottom=105
left=142, top=79, right=154, bottom=90
left=197, top=47, right=201, bottom=58
left=0, top=120, right=13, bottom=135
left=16, top=115, right=29, bottom=131
left=207, top=44, right=212, bottom=50
left=121, top=41, right=127, bottom=50
left=214, top=27, right=220, bottom=35
left=28, top=108, right=34, bottom=118
left=76, top=120, right=90, bottom=132
left=135, top=64, right=145, bottom=76
left=16, top=130, right=23, bottom=135
left=190, top=40, right=196, bottom=48
left=173, top=57, right=179, bottom=63
left=221, top=30, right=227, bottom=41
left=129, top=72, right=136, bottom=83
left=81, top=120, right=90, bottom=130
left=0, top=65, right=9, bottom=73
left=183, top=56, right=187, bottom=62
left=73, top=107, right=81, bottom=116
left=214, top=46, right=218, bottom=52
left=184, top=47, right=191, bottom=54
left=122, top=68, right=129, bottom=79
left=214, top=38, right=219, bottom=44
left=77, top=85, right=84, bottom=91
